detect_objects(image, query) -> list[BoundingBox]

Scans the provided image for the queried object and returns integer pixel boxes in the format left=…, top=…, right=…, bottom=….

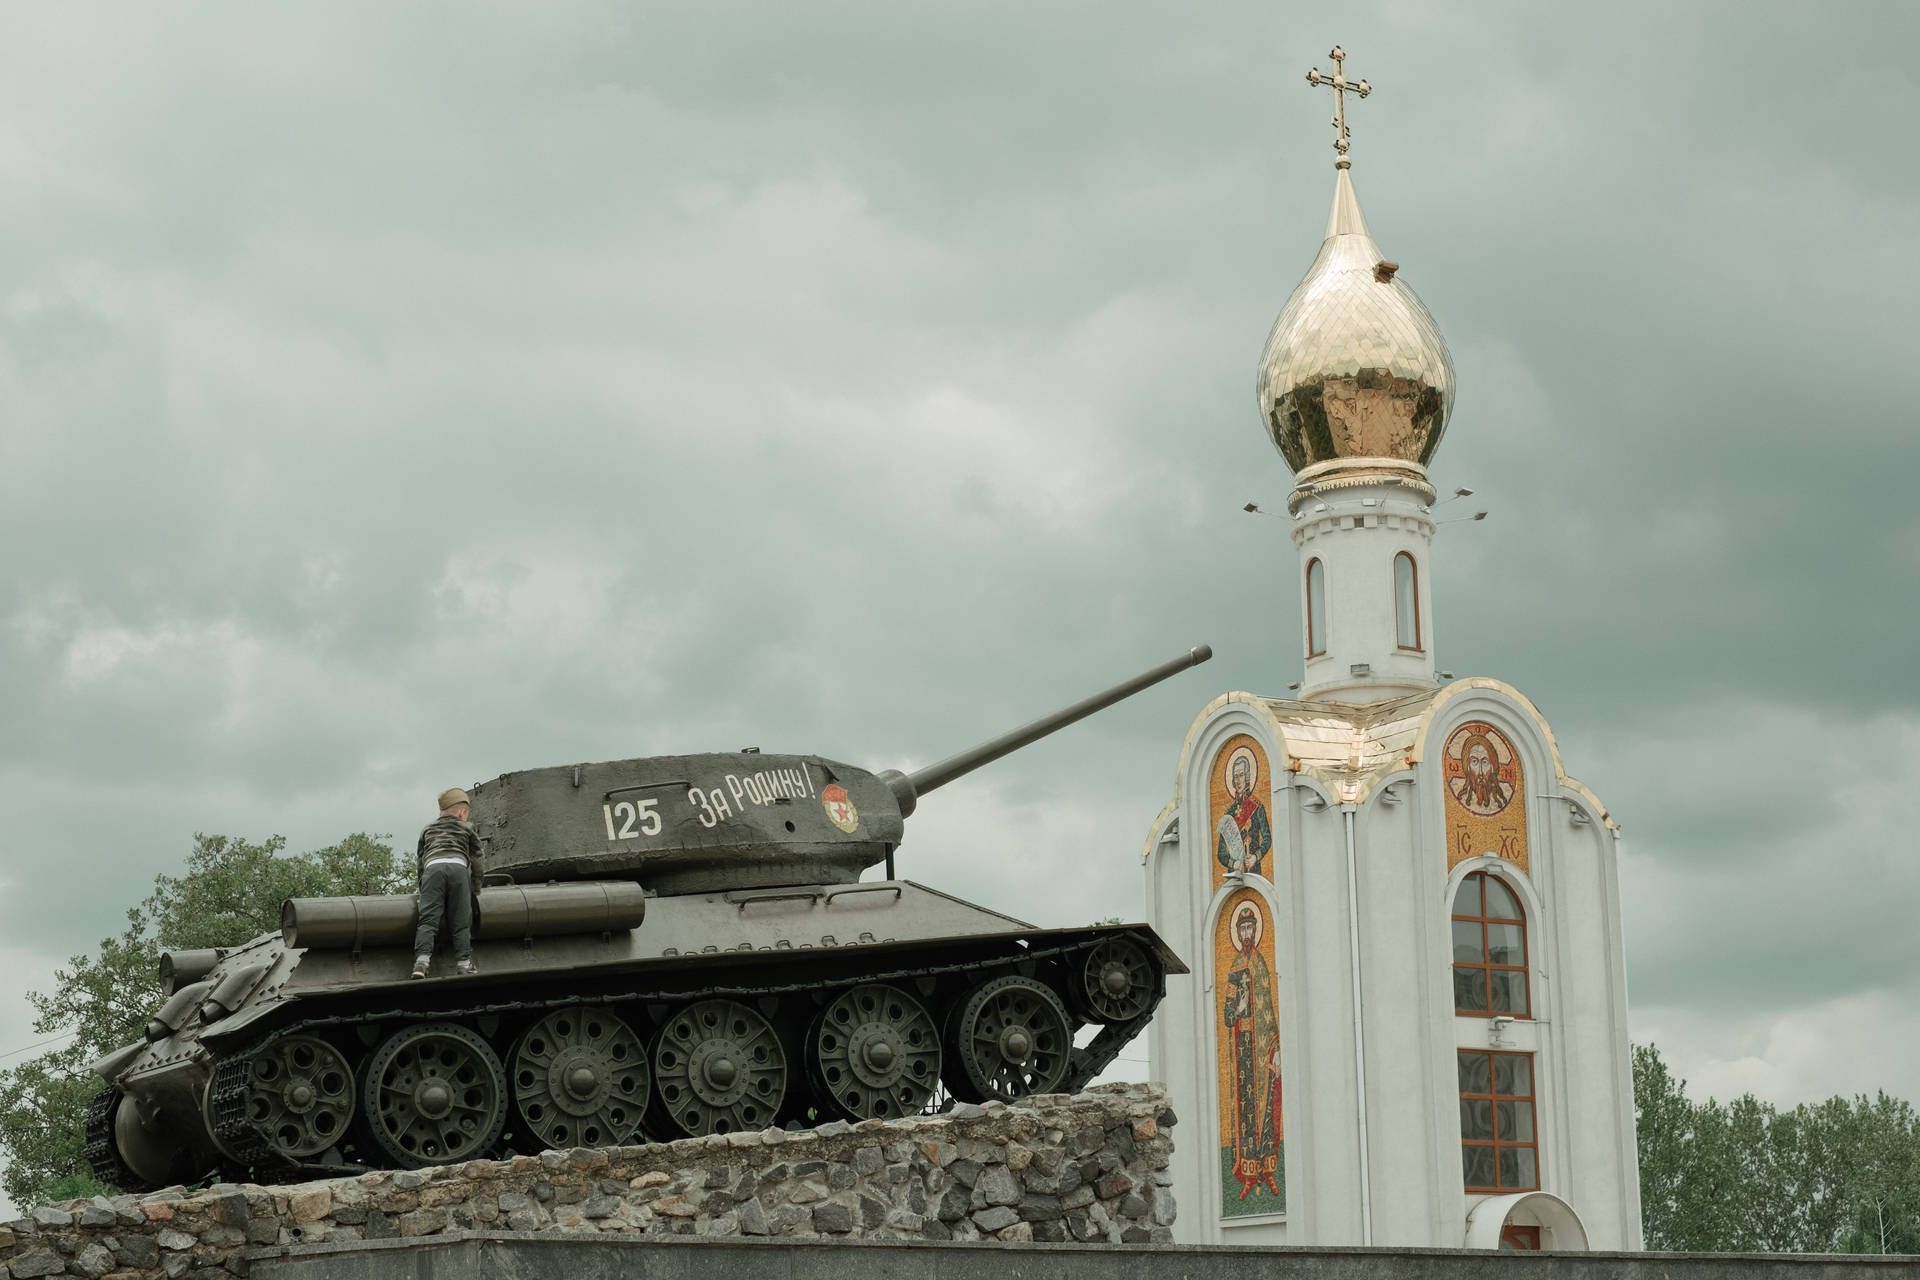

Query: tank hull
left=91, top=880, right=1184, bottom=1186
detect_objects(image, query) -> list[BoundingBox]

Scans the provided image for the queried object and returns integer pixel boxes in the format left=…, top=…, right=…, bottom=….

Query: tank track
left=210, top=929, right=1162, bottom=1178
left=209, top=1051, right=273, bottom=1170
left=83, top=1085, right=154, bottom=1194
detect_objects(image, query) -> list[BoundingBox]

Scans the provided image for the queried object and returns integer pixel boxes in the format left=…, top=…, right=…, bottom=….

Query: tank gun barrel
left=879, top=644, right=1211, bottom=817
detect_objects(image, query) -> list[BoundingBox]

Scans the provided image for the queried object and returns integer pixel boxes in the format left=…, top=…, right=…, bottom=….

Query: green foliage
left=1841, top=1198, right=1920, bottom=1255
left=1634, top=1042, right=1920, bottom=1253
left=0, top=1052, right=107, bottom=1213
left=1633, top=1042, right=1706, bottom=1249
left=37, top=1170, right=112, bottom=1205
left=0, top=833, right=408, bottom=1209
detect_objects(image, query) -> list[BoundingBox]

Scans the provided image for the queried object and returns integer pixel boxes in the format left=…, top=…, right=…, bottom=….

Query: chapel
left=1142, top=49, right=1641, bottom=1252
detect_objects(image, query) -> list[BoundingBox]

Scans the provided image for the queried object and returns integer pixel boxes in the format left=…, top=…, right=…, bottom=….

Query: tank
left=85, top=645, right=1211, bottom=1187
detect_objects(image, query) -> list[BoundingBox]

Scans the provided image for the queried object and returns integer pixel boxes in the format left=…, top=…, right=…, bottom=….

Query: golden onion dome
left=1255, top=166, right=1454, bottom=475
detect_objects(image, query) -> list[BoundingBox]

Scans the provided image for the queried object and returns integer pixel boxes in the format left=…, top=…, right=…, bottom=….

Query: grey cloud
left=0, top=1, right=1916, bottom=1135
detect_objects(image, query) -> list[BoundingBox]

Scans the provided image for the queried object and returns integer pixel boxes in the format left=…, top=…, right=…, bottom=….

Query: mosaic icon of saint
left=1222, top=899, right=1282, bottom=1199
left=1448, top=729, right=1514, bottom=818
left=1214, top=747, right=1272, bottom=877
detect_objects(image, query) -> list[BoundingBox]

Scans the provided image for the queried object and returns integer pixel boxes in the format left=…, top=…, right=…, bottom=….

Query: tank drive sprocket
left=510, top=1006, right=650, bottom=1151
left=1074, top=936, right=1158, bottom=1024
left=808, top=983, right=941, bottom=1122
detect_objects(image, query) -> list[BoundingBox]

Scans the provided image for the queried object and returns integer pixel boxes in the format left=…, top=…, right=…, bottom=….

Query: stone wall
left=0, top=1083, right=1174, bottom=1278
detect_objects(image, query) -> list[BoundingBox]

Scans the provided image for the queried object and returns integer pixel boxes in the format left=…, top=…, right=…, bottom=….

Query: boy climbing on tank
left=413, top=787, right=483, bottom=978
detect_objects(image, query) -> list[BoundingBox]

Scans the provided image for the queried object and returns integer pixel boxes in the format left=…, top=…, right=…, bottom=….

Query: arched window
left=1394, top=551, right=1420, bottom=651
left=1306, top=558, right=1326, bottom=657
left=1452, top=871, right=1529, bottom=1017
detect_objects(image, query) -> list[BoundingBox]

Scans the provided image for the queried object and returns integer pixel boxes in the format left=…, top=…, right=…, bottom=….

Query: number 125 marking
left=603, top=798, right=662, bottom=841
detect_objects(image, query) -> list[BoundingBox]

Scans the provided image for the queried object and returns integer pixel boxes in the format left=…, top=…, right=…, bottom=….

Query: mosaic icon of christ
left=1449, top=729, right=1514, bottom=817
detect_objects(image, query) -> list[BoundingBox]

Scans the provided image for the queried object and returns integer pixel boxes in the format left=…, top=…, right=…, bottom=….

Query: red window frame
left=1393, top=551, right=1422, bottom=651
left=1305, top=557, right=1327, bottom=657
left=1459, top=1050, right=1540, bottom=1194
left=1501, top=1224, right=1542, bottom=1250
left=1451, top=871, right=1530, bottom=1018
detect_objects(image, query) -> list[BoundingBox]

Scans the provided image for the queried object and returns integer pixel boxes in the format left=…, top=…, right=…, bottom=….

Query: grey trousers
left=414, top=861, right=474, bottom=961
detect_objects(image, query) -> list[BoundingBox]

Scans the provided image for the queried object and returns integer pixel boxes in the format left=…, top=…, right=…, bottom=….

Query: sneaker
left=411, top=955, right=431, bottom=979
left=455, top=958, right=478, bottom=976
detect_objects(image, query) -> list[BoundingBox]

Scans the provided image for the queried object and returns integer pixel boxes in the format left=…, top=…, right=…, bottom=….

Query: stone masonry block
left=970, top=1206, right=1019, bottom=1232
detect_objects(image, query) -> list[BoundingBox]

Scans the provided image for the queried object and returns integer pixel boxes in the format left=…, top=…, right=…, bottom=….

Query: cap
left=437, top=788, right=471, bottom=811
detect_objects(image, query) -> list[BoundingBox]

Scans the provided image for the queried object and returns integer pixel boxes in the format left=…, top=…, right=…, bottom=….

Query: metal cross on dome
left=1306, top=46, right=1371, bottom=163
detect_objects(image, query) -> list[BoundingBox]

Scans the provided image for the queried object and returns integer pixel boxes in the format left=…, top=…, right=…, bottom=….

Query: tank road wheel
left=361, top=1022, right=507, bottom=1167
left=947, top=976, right=1073, bottom=1103
left=511, top=1006, right=651, bottom=1151
left=1075, top=936, right=1158, bottom=1024
left=653, top=999, right=787, bottom=1137
left=809, top=984, right=941, bottom=1121
left=249, top=1035, right=356, bottom=1159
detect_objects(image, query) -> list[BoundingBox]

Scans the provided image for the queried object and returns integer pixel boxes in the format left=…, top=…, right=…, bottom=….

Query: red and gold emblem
left=821, top=784, right=860, bottom=833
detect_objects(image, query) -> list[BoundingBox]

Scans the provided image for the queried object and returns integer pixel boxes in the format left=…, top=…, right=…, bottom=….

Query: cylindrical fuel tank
left=281, top=881, right=647, bottom=950
left=159, top=949, right=226, bottom=996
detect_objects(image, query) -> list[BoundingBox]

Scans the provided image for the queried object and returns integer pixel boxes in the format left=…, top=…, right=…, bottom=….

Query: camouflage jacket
left=416, top=814, right=483, bottom=877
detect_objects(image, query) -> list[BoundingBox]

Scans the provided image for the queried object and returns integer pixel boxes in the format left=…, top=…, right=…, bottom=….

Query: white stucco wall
left=1291, top=479, right=1437, bottom=702
left=1144, top=682, right=1642, bottom=1251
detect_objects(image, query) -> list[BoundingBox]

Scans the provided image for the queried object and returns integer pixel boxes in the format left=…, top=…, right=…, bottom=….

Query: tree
left=0, top=1049, right=112, bottom=1208
left=1633, top=1042, right=1733, bottom=1250
left=0, top=833, right=408, bottom=1208
left=1841, top=1197, right=1920, bottom=1255
left=1635, top=1042, right=1920, bottom=1254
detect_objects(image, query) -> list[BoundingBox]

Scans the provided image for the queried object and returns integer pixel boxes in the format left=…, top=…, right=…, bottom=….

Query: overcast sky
left=2, top=1, right=1917, bottom=1212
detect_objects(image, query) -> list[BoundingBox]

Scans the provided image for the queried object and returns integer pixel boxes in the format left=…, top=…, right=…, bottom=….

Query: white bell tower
left=1144, top=46, right=1641, bottom=1255
left=1253, top=86, right=1455, bottom=701
left=1288, top=458, right=1437, bottom=700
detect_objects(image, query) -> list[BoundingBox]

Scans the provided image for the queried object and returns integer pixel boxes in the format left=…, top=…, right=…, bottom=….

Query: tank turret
left=471, top=645, right=1212, bottom=893
left=87, top=645, right=1211, bottom=1187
